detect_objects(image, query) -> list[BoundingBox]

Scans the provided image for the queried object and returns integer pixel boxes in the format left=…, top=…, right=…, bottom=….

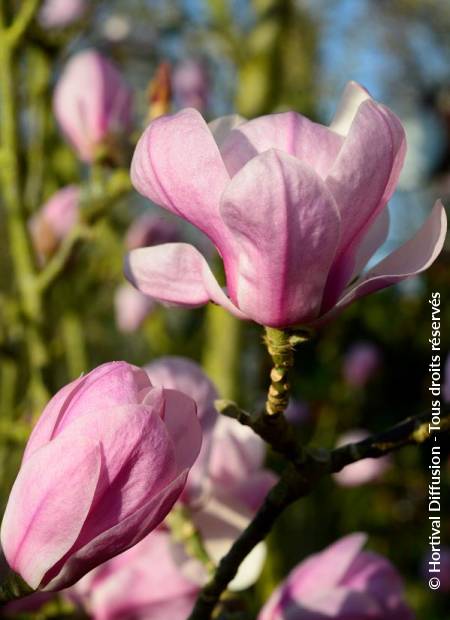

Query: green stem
left=6, top=0, right=41, bottom=48
left=0, top=18, right=48, bottom=411
left=202, top=304, right=241, bottom=400
left=36, top=169, right=132, bottom=292
left=60, top=311, right=88, bottom=378
left=264, top=327, right=308, bottom=416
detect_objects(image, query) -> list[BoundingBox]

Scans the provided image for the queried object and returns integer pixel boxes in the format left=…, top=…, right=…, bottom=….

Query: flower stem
left=264, top=327, right=308, bottom=416
left=0, top=9, right=49, bottom=411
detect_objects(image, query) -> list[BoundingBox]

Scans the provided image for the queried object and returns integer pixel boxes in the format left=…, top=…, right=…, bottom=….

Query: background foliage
left=0, top=0, right=449, bottom=618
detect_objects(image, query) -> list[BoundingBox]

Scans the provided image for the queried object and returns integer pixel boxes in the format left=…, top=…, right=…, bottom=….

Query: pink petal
left=160, top=388, right=203, bottom=472
left=220, top=149, right=341, bottom=327
left=298, top=586, right=382, bottom=618
left=46, top=471, right=188, bottom=590
left=0, top=434, right=102, bottom=589
left=208, top=416, right=266, bottom=486
left=329, top=81, right=371, bottom=136
left=145, top=356, right=218, bottom=430
left=208, top=114, right=246, bottom=148
left=285, top=533, right=368, bottom=599
left=219, top=111, right=344, bottom=178
left=351, top=206, right=390, bottom=279
left=233, top=470, right=278, bottom=512
left=130, top=108, right=231, bottom=248
left=331, top=200, right=447, bottom=316
left=87, top=531, right=199, bottom=620
left=191, top=494, right=266, bottom=590
left=24, top=362, right=151, bottom=457
left=57, top=405, right=178, bottom=550
left=125, top=242, right=246, bottom=319
left=322, top=100, right=406, bottom=309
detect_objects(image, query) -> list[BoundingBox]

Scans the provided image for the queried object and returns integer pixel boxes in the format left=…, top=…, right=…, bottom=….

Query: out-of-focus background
left=0, top=0, right=449, bottom=618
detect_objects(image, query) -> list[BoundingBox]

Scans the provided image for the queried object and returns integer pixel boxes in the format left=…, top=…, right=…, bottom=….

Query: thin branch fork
left=187, top=408, right=450, bottom=620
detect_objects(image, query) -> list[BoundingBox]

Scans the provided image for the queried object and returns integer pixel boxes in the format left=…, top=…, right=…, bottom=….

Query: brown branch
left=188, top=407, right=450, bottom=620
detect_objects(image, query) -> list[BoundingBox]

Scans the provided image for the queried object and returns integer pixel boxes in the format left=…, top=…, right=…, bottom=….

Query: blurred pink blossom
left=29, top=185, right=79, bottom=260
left=259, top=533, right=414, bottom=620
left=173, top=58, right=209, bottom=113
left=71, top=529, right=202, bottom=620
left=333, top=429, right=391, bottom=487
left=343, top=341, right=382, bottom=388
left=146, top=356, right=277, bottom=590
left=39, top=0, right=86, bottom=28
left=0, top=362, right=201, bottom=590
left=125, top=213, right=180, bottom=251
left=54, top=50, right=133, bottom=162
left=126, top=81, right=446, bottom=328
left=114, top=283, right=156, bottom=333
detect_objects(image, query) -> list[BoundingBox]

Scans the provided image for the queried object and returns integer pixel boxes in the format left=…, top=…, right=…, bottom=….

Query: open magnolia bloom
left=126, top=81, right=447, bottom=328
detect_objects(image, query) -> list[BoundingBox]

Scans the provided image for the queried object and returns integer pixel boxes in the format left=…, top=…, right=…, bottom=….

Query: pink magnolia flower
left=29, top=185, right=80, bottom=259
left=71, top=529, right=203, bottom=620
left=191, top=415, right=277, bottom=590
left=173, top=58, right=209, bottom=113
left=54, top=50, right=133, bottom=163
left=342, top=342, right=382, bottom=388
left=259, top=533, right=414, bottom=620
left=114, top=283, right=156, bottom=333
left=126, top=81, right=446, bottom=328
left=39, top=0, right=86, bottom=28
left=0, top=362, right=201, bottom=591
left=145, top=356, right=277, bottom=590
left=333, top=430, right=391, bottom=487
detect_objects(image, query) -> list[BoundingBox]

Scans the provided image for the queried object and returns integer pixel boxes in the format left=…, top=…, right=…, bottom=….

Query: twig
left=6, top=0, right=41, bottom=47
left=187, top=408, right=450, bottom=619
left=0, top=6, right=49, bottom=410
left=35, top=225, right=90, bottom=293
left=36, top=169, right=132, bottom=292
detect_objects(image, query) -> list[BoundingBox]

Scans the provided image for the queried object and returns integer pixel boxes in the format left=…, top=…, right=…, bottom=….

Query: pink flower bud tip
left=0, top=362, right=202, bottom=591
left=39, top=0, right=87, bottom=29
left=173, top=58, right=209, bottom=113
left=29, top=185, right=80, bottom=260
left=114, top=283, right=156, bottom=333
left=53, top=50, right=133, bottom=163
